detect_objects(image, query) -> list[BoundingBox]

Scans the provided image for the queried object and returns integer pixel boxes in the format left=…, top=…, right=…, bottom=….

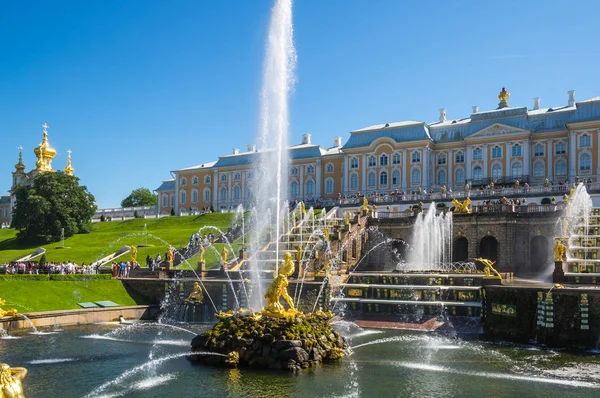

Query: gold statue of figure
left=263, top=252, right=297, bottom=318
left=324, top=227, right=330, bottom=241
left=198, top=245, right=205, bottom=263
left=451, top=198, right=472, bottom=214
left=130, top=245, right=137, bottom=265
left=166, top=245, right=173, bottom=265
left=0, top=363, right=27, bottom=398
left=221, top=246, right=228, bottom=265
left=295, top=246, right=302, bottom=262
left=475, top=258, right=502, bottom=280
left=345, top=211, right=350, bottom=225
left=553, top=239, right=567, bottom=262
left=0, top=299, right=19, bottom=318
left=300, top=201, right=306, bottom=215
left=184, top=282, right=204, bottom=304
left=361, top=198, right=369, bottom=212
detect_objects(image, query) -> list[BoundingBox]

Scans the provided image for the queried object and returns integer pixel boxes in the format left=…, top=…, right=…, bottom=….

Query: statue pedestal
left=482, top=277, right=502, bottom=286
left=360, top=209, right=368, bottom=217
left=553, top=260, right=565, bottom=283
left=197, top=261, right=207, bottom=278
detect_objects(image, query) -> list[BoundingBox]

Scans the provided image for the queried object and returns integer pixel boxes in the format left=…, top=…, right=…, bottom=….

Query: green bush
left=170, top=207, right=176, bottom=216
left=39, top=253, right=47, bottom=266
left=541, top=197, right=552, bottom=205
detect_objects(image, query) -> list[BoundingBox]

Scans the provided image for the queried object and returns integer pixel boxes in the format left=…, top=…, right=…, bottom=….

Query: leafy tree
left=11, top=171, right=97, bottom=242
left=170, top=207, right=175, bottom=216
left=121, top=188, right=157, bottom=208
left=39, top=253, right=47, bottom=266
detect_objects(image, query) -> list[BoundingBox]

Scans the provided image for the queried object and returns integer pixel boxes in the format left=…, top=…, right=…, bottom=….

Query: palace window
left=170, top=194, right=174, bottom=207
left=192, top=176, right=199, bottom=185
left=234, top=173, right=241, bottom=181
left=290, top=181, right=298, bottom=196
left=473, top=148, right=482, bottom=160
left=580, top=153, right=591, bottom=171
left=162, top=194, right=168, bottom=207
left=306, top=165, right=315, bottom=175
left=350, top=158, right=359, bottom=169
left=246, top=172, right=253, bottom=180
left=380, top=154, right=388, bottom=166
left=512, top=144, right=522, bottom=157
left=555, top=142, right=566, bottom=155
left=455, top=152, right=464, bottom=163
left=203, top=188, right=211, bottom=202
left=580, top=134, right=591, bottom=147
left=180, top=177, right=187, bottom=186
left=411, top=151, right=421, bottom=163
left=350, top=173, right=358, bottom=190
left=368, top=156, right=376, bottom=167
left=204, top=175, right=211, bottom=184
left=233, top=186, right=240, bottom=200
left=325, top=178, right=334, bottom=194
left=392, top=170, right=400, bottom=185
left=379, top=171, right=388, bottom=186
left=220, top=174, right=227, bottom=183
left=473, top=166, right=483, bottom=180
left=305, top=179, right=315, bottom=195
left=192, top=189, right=198, bottom=203
left=555, top=159, right=567, bottom=176
left=455, top=169, right=465, bottom=184
left=411, top=168, right=421, bottom=185
left=368, top=172, right=376, bottom=187
left=220, top=187, right=227, bottom=201
left=533, top=162, right=544, bottom=178
left=326, top=163, right=334, bottom=173
left=534, top=144, right=544, bottom=157
left=180, top=190, right=186, bottom=204
left=492, top=146, right=502, bottom=159
left=392, top=153, right=401, bottom=165
left=492, top=164, right=502, bottom=180
left=291, top=167, right=298, bottom=176
left=437, top=154, right=446, bottom=165
left=512, top=162, right=522, bottom=178
left=437, top=169, right=446, bottom=185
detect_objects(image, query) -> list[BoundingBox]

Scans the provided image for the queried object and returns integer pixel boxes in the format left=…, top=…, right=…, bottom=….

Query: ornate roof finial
left=64, top=149, right=74, bottom=176
left=34, top=122, right=57, bottom=172
left=498, top=87, right=510, bottom=108
left=15, top=145, right=25, bottom=172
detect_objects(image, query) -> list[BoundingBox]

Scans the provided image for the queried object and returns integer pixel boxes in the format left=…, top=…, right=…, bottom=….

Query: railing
left=376, top=203, right=566, bottom=219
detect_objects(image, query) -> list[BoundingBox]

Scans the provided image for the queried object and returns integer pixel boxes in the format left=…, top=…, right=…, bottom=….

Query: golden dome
left=33, top=123, right=56, bottom=172
left=64, top=149, right=74, bottom=176
left=14, top=146, right=25, bottom=172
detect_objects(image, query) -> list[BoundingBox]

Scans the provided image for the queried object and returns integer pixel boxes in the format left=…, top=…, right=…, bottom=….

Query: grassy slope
left=0, top=279, right=142, bottom=312
left=0, top=213, right=239, bottom=267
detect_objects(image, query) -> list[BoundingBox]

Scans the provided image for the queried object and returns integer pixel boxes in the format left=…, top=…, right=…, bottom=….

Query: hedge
left=0, top=274, right=112, bottom=281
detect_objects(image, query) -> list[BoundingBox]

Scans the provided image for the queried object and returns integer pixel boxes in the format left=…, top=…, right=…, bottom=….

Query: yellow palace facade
left=156, top=89, right=600, bottom=214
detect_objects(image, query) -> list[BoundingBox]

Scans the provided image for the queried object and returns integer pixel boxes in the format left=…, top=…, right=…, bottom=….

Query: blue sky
left=1, top=0, right=598, bottom=208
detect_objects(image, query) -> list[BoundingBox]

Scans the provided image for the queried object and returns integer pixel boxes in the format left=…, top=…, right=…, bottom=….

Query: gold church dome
left=33, top=123, right=57, bottom=172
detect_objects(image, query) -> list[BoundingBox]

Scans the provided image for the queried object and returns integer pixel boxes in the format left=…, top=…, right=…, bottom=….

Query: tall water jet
left=249, top=0, right=297, bottom=310
left=405, top=204, right=453, bottom=270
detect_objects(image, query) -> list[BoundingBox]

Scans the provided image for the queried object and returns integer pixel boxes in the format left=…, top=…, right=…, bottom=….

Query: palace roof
left=155, top=179, right=175, bottom=192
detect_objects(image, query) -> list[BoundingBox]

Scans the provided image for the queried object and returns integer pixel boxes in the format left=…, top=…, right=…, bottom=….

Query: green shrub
left=39, top=253, right=47, bottom=266
left=541, top=197, right=552, bottom=205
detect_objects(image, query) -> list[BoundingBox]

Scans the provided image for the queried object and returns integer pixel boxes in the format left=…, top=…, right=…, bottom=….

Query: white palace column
left=596, top=130, right=600, bottom=176
left=241, top=172, right=246, bottom=208
left=422, top=147, right=430, bottom=188
left=482, top=144, right=488, bottom=179
left=505, top=143, right=511, bottom=178
left=213, top=170, right=219, bottom=206
left=361, top=154, right=367, bottom=191
left=315, top=160, right=322, bottom=198
left=569, top=131, right=577, bottom=181
left=523, top=140, right=531, bottom=179
left=546, top=140, right=553, bottom=181
left=343, top=155, right=348, bottom=195
left=401, top=150, right=408, bottom=190
left=227, top=172, right=232, bottom=208
left=448, top=150, right=453, bottom=187
left=465, top=146, right=472, bottom=180
left=299, top=165, right=304, bottom=199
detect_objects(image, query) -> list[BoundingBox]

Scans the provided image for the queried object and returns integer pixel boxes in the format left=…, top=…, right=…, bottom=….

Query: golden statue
left=324, top=227, right=330, bottom=241
left=553, top=239, right=567, bottom=262
left=544, top=178, right=549, bottom=187
left=166, top=245, right=173, bottom=266
left=0, top=363, right=27, bottom=398
left=475, top=258, right=502, bottom=280
left=563, top=194, right=569, bottom=205
left=263, top=252, right=297, bottom=318
left=451, top=198, right=472, bottom=214
left=130, top=245, right=137, bottom=265
left=221, top=246, right=228, bottom=265
left=295, top=246, right=302, bottom=262
left=345, top=211, right=350, bottom=225
left=498, top=87, right=510, bottom=108
left=361, top=198, right=369, bottom=212
left=300, top=201, right=306, bottom=215
left=63, top=149, right=74, bottom=176
left=198, top=245, right=205, bottom=263
left=0, top=299, right=19, bottom=318
left=184, top=282, right=204, bottom=304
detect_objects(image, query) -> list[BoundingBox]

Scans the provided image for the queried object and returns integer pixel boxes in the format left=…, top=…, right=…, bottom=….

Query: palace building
left=4, top=90, right=598, bottom=224
left=0, top=123, right=75, bottom=226
left=155, top=89, right=600, bottom=214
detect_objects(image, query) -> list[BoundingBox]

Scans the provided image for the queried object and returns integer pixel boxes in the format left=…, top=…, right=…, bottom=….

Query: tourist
left=155, top=253, right=162, bottom=269
left=146, top=254, right=152, bottom=270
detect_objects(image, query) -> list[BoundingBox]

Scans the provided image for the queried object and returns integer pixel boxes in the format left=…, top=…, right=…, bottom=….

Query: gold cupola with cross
left=64, top=149, right=74, bottom=176
left=33, top=123, right=57, bottom=172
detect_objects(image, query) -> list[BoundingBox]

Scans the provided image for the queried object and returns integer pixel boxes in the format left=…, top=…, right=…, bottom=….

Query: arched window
left=392, top=170, right=401, bottom=185
left=326, top=163, right=334, bottom=173
left=350, top=158, right=359, bottom=169
left=204, top=175, right=211, bottom=184
left=455, top=152, right=464, bottom=163
left=162, top=194, right=168, bottom=207
left=220, top=187, right=227, bottom=201
left=350, top=173, right=358, bottom=190
left=368, top=156, right=376, bottom=167
left=437, top=169, right=446, bottom=185
left=580, top=153, right=591, bottom=171
left=306, top=165, right=315, bottom=174
left=192, top=189, right=198, bottom=203
left=473, top=148, right=482, bottom=160
left=411, top=168, right=421, bottom=185
left=411, top=151, right=421, bottom=163
left=234, top=173, right=241, bottom=181
left=580, top=134, right=591, bottom=147
left=290, top=181, right=298, bottom=196
left=534, top=144, right=544, bottom=156
left=203, top=188, right=211, bottom=202
left=368, top=172, right=376, bottom=186
left=512, top=144, right=522, bottom=157
left=437, top=154, right=446, bottom=165
left=492, top=164, right=502, bottom=180
left=533, top=162, right=544, bottom=178
left=180, top=190, right=186, bottom=204
left=291, top=167, right=298, bottom=176
left=379, top=154, right=388, bottom=166
left=555, top=142, right=566, bottom=155
left=473, top=166, right=483, bottom=180
left=455, top=168, right=465, bottom=184
left=220, top=174, right=227, bottom=182
left=233, top=186, right=241, bottom=200
left=192, top=176, right=199, bottom=185
left=555, top=159, right=567, bottom=176
left=392, top=153, right=401, bottom=165
left=170, top=194, right=174, bottom=207
left=305, top=179, right=315, bottom=195
left=492, top=146, right=502, bottom=158
left=325, top=178, right=334, bottom=194
left=512, top=162, right=522, bottom=178
left=379, top=171, right=388, bottom=186
left=180, top=177, right=187, bottom=186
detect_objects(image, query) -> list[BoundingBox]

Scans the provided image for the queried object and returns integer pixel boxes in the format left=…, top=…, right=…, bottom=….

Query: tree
left=121, top=188, right=157, bottom=208
left=11, top=171, right=97, bottom=242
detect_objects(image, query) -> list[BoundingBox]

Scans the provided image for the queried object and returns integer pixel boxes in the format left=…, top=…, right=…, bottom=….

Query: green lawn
left=0, top=213, right=240, bottom=266
left=0, top=279, right=145, bottom=312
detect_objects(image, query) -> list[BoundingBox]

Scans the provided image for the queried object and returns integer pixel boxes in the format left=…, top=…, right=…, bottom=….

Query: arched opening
left=480, top=236, right=498, bottom=262
left=453, top=237, right=468, bottom=262
left=530, top=235, right=549, bottom=273
left=391, top=239, right=408, bottom=263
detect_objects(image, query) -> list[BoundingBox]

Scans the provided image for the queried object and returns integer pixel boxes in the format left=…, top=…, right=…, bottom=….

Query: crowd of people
left=2, top=261, right=98, bottom=275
